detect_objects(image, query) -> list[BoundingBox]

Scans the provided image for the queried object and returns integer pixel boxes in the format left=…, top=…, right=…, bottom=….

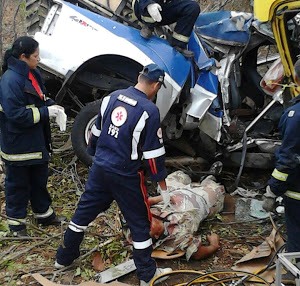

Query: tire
left=25, top=0, right=52, bottom=35
left=71, top=100, right=101, bottom=166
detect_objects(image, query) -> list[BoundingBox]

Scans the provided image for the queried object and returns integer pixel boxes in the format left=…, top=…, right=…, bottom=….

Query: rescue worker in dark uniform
left=133, top=0, right=200, bottom=58
left=55, top=64, right=172, bottom=285
left=263, top=58, right=300, bottom=265
left=0, top=36, right=65, bottom=237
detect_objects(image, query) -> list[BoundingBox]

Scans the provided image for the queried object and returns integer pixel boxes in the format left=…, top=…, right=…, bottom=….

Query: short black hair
left=295, top=58, right=300, bottom=79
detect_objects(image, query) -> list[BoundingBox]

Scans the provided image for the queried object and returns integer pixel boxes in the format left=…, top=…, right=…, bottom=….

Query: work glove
left=262, top=185, right=277, bottom=213
left=161, top=190, right=170, bottom=209
left=47, top=105, right=61, bottom=118
left=147, top=3, right=162, bottom=22
left=48, top=105, right=67, bottom=131
left=157, top=185, right=170, bottom=209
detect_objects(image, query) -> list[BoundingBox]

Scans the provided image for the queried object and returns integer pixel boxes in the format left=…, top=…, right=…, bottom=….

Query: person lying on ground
left=124, top=171, right=224, bottom=261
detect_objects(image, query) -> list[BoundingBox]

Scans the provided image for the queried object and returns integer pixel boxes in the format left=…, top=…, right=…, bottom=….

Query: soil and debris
left=0, top=121, right=287, bottom=286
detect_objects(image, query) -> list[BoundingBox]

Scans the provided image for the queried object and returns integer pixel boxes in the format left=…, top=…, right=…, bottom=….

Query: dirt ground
left=0, top=149, right=284, bottom=286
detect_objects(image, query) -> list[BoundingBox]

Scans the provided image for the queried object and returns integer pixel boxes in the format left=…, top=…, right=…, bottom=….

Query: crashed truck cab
left=34, top=0, right=191, bottom=120
left=34, top=0, right=195, bottom=164
left=35, top=0, right=300, bottom=169
left=33, top=0, right=203, bottom=165
left=254, top=0, right=300, bottom=100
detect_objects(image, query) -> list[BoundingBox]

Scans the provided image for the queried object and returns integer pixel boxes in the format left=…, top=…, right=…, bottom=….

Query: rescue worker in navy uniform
left=133, top=0, right=200, bottom=58
left=55, top=63, right=172, bottom=285
left=263, top=58, right=300, bottom=268
left=0, top=36, right=65, bottom=237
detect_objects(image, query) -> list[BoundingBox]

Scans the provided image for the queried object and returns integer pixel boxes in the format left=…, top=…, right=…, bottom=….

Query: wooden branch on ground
left=0, top=213, right=52, bottom=236
left=0, top=233, right=60, bottom=265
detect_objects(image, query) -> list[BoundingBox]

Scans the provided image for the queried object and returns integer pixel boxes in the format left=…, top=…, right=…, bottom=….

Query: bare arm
left=191, top=233, right=220, bottom=260
left=148, top=195, right=162, bottom=206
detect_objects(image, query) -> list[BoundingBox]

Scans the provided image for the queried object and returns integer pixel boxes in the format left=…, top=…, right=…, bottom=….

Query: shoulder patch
left=118, top=94, right=137, bottom=106
left=288, top=110, right=295, bottom=117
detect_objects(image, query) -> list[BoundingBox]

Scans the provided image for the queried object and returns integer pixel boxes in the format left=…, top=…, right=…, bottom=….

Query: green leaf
left=75, top=267, right=81, bottom=277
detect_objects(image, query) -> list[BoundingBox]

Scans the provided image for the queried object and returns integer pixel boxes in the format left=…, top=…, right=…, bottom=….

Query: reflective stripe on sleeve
left=28, top=106, right=41, bottom=123
left=132, top=111, right=149, bottom=160
left=68, top=221, right=88, bottom=233
left=272, top=168, right=288, bottom=181
left=143, top=146, right=165, bottom=159
left=141, top=15, right=156, bottom=23
left=0, top=150, right=43, bottom=161
left=285, top=190, right=300, bottom=200
left=33, top=207, right=54, bottom=219
left=172, top=32, right=189, bottom=43
left=91, top=124, right=101, bottom=137
left=132, top=238, right=152, bottom=249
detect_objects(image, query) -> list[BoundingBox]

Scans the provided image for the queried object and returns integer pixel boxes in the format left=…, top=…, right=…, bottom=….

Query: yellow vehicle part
left=271, top=1, right=300, bottom=97
left=254, top=0, right=300, bottom=97
left=254, top=0, right=279, bottom=22
left=254, top=0, right=297, bottom=22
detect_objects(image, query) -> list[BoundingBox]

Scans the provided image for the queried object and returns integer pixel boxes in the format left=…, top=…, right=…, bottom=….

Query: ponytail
left=1, top=48, right=13, bottom=74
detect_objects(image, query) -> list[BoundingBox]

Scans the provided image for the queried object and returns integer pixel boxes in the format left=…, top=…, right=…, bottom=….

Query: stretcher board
left=95, top=259, right=136, bottom=283
left=151, top=249, right=185, bottom=259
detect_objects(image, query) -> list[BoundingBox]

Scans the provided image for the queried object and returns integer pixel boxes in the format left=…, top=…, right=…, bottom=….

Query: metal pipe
left=245, top=90, right=283, bottom=133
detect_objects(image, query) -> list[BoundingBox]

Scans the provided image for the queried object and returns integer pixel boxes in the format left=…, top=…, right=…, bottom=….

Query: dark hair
left=139, top=73, right=158, bottom=86
left=295, top=58, right=300, bottom=79
left=1, top=36, right=39, bottom=74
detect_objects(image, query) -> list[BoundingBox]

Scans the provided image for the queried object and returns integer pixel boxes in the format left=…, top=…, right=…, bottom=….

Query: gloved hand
left=48, top=105, right=61, bottom=118
left=55, top=108, right=67, bottom=131
left=161, top=190, right=170, bottom=209
left=262, top=185, right=277, bottom=213
left=157, top=184, right=170, bottom=209
left=147, top=3, right=162, bottom=22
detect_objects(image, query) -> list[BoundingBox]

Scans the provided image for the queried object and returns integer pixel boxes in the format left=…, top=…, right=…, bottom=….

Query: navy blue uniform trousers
left=57, top=164, right=156, bottom=282
left=5, top=163, right=52, bottom=231
left=284, top=196, right=300, bottom=255
left=136, top=0, right=200, bottom=48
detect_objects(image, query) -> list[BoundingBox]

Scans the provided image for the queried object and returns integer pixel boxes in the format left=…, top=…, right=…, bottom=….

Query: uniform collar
left=128, top=86, right=147, bottom=99
left=7, top=56, right=30, bottom=77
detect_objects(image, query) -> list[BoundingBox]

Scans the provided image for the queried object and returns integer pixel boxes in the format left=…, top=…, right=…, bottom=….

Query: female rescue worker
left=0, top=36, right=65, bottom=237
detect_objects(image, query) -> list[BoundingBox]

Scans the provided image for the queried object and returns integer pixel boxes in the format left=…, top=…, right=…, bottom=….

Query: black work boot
left=55, top=230, right=84, bottom=269
left=173, top=46, right=194, bottom=58
left=140, top=25, right=153, bottom=39
left=38, top=215, right=66, bottom=226
left=55, top=245, right=80, bottom=269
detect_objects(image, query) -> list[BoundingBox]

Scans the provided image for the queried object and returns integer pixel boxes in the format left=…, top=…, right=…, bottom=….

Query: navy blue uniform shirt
left=88, top=86, right=167, bottom=182
left=0, top=56, right=54, bottom=165
left=269, top=95, right=300, bottom=195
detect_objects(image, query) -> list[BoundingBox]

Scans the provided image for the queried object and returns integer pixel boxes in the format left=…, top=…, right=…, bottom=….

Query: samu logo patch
left=111, top=106, right=127, bottom=126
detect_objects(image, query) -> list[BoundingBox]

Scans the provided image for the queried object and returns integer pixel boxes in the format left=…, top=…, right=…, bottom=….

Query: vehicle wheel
left=71, top=100, right=101, bottom=166
left=25, top=0, right=52, bottom=35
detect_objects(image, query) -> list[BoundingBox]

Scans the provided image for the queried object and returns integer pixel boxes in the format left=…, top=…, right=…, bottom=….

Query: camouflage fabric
left=151, top=171, right=225, bottom=260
